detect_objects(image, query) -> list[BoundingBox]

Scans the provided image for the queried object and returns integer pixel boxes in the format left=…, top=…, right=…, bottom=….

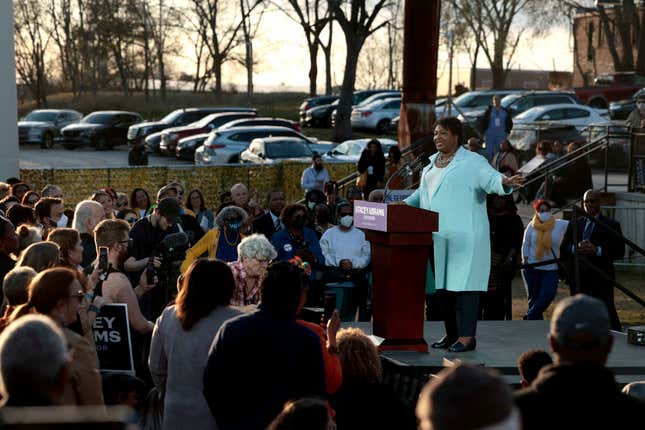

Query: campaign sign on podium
left=354, top=201, right=388, bottom=232
left=92, top=303, right=135, bottom=374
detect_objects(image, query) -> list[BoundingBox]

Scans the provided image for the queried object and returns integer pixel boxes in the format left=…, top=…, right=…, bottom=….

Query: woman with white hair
left=229, top=234, right=277, bottom=306
left=180, top=206, right=249, bottom=271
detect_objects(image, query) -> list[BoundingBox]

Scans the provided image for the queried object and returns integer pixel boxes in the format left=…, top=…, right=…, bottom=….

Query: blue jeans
left=522, top=268, right=559, bottom=320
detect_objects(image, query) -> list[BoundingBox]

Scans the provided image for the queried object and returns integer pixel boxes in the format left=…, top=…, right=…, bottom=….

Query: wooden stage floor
left=349, top=321, right=645, bottom=384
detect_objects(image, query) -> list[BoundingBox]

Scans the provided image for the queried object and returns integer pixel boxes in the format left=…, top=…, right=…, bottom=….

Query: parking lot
left=19, top=145, right=192, bottom=169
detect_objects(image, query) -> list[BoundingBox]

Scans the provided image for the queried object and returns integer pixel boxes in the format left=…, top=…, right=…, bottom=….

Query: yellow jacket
left=180, top=229, right=245, bottom=273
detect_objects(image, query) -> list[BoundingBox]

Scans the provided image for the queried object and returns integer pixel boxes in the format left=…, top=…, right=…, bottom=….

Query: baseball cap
left=156, top=197, right=181, bottom=224
left=550, top=294, right=611, bottom=349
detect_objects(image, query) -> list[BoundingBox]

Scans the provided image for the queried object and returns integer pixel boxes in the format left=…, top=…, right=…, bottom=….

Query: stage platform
left=349, top=321, right=645, bottom=385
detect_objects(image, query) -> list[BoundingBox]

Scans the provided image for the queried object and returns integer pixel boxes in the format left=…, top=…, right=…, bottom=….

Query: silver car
left=350, top=98, right=401, bottom=132
left=194, top=126, right=329, bottom=165
left=240, top=137, right=314, bottom=164
left=18, top=109, right=83, bottom=148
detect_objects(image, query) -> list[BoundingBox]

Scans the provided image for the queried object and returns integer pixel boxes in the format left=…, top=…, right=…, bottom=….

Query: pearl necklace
left=435, top=151, right=456, bottom=168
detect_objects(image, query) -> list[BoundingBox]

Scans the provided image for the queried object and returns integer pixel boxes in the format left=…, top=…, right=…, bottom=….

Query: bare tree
left=330, top=0, right=390, bottom=142
left=14, top=0, right=50, bottom=106
left=238, top=0, right=265, bottom=99
left=47, top=0, right=80, bottom=96
left=385, top=2, right=402, bottom=89
left=318, top=10, right=334, bottom=95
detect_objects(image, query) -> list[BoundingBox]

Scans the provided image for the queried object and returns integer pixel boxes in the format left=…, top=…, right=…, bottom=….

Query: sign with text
left=383, top=189, right=415, bottom=204
left=354, top=201, right=388, bottom=232
left=92, top=303, right=135, bottom=374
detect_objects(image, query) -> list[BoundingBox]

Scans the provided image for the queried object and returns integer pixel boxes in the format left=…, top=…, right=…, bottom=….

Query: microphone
left=160, top=232, right=189, bottom=252
left=383, top=152, right=430, bottom=202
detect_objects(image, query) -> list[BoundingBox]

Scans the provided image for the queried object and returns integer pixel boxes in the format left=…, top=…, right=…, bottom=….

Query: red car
left=574, top=72, right=645, bottom=109
left=159, top=111, right=257, bottom=154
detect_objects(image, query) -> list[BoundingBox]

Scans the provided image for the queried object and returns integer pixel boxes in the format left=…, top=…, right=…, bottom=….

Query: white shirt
left=301, top=166, right=330, bottom=191
left=522, top=219, right=569, bottom=271
left=320, top=226, right=371, bottom=269
left=424, top=165, right=445, bottom=201
left=269, top=211, right=283, bottom=230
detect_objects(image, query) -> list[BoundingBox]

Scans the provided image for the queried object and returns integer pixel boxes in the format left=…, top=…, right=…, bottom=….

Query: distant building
left=473, top=69, right=572, bottom=91
left=572, top=1, right=645, bottom=87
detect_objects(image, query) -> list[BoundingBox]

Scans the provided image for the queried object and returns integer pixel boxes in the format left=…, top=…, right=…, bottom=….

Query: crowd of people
left=0, top=111, right=640, bottom=427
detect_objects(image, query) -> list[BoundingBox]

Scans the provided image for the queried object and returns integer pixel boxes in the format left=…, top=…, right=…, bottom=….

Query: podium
left=354, top=201, right=438, bottom=352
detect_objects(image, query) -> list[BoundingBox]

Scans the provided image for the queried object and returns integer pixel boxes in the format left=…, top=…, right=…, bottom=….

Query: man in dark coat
left=560, top=190, right=625, bottom=330
left=203, top=262, right=326, bottom=430
left=515, top=295, right=645, bottom=430
left=252, top=189, right=285, bottom=241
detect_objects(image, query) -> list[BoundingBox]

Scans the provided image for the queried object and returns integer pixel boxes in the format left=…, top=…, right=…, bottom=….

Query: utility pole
left=399, top=0, right=441, bottom=154
left=0, top=0, right=19, bottom=178
left=447, top=30, right=454, bottom=116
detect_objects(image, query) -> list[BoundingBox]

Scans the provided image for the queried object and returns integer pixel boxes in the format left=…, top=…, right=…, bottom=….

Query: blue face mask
left=228, top=221, right=243, bottom=231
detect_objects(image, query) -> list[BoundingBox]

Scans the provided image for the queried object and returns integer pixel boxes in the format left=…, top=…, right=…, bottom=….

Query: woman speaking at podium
left=404, top=117, right=523, bottom=352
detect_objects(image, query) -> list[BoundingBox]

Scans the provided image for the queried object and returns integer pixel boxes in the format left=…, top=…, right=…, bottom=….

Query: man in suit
left=561, top=190, right=625, bottom=330
left=253, top=189, right=285, bottom=241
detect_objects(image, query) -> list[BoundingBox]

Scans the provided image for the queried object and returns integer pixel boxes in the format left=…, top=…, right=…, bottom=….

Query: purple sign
left=354, top=201, right=388, bottom=232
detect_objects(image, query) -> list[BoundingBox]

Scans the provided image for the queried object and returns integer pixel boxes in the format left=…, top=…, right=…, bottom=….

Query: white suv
left=350, top=98, right=401, bottom=133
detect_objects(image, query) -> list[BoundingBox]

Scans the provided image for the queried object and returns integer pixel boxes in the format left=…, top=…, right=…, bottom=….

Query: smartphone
left=98, top=246, right=109, bottom=273
left=323, top=292, right=337, bottom=324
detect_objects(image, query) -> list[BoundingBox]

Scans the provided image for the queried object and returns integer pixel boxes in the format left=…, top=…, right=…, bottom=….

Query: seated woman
left=180, top=206, right=248, bottom=272
left=229, top=234, right=277, bottom=307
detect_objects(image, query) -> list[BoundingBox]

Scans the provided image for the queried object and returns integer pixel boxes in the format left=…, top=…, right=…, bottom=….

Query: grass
left=511, top=267, right=645, bottom=326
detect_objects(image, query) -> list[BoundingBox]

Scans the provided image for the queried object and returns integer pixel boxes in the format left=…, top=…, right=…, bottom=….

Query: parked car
left=507, top=122, right=584, bottom=161
left=331, top=91, right=401, bottom=126
left=303, top=90, right=396, bottom=128
left=144, top=131, right=165, bottom=153
left=219, top=117, right=301, bottom=132
left=436, top=89, right=521, bottom=118
left=194, top=126, right=329, bottom=165
left=513, top=104, right=608, bottom=130
left=574, top=72, right=645, bottom=109
left=459, top=91, right=583, bottom=131
left=323, top=138, right=398, bottom=162
left=175, top=133, right=210, bottom=161
left=160, top=112, right=257, bottom=154
left=127, top=107, right=255, bottom=147
left=609, top=87, right=645, bottom=120
left=299, top=95, right=339, bottom=124
left=581, top=121, right=631, bottom=169
left=350, top=98, right=401, bottom=132
left=18, top=109, right=83, bottom=148
left=241, top=137, right=314, bottom=164
left=61, top=111, right=143, bottom=150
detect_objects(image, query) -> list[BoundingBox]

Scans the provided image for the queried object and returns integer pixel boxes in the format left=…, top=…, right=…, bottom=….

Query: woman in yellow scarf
left=521, top=199, right=569, bottom=319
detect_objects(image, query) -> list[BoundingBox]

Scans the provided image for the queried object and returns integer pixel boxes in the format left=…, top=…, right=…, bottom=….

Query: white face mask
left=339, top=215, right=353, bottom=228
left=57, top=213, right=68, bottom=228
left=307, top=201, right=316, bottom=210
left=538, top=212, right=552, bottom=222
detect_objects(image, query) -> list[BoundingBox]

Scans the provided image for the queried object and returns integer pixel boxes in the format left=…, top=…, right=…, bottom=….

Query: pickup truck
left=574, top=72, right=645, bottom=109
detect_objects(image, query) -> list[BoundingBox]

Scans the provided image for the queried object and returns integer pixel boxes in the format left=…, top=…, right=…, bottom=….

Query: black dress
left=357, top=152, right=385, bottom=198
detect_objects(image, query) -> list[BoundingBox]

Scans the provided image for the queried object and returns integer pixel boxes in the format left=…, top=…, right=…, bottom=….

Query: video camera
left=146, top=232, right=190, bottom=284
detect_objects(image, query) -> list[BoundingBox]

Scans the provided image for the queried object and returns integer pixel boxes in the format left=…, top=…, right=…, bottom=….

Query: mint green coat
left=405, top=146, right=512, bottom=293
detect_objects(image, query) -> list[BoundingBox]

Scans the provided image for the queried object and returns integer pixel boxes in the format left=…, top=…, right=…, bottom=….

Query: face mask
left=339, top=215, right=353, bottom=228
left=57, top=214, right=68, bottom=228
left=538, top=212, right=552, bottom=222
left=227, top=221, right=243, bottom=232
left=307, top=201, right=316, bottom=210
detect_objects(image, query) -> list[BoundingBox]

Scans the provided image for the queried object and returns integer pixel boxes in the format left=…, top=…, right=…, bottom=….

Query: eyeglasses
left=125, top=218, right=137, bottom=224
left=119, top=238, right=133, bottom=246
left=69, top=290, right=85, bottom=302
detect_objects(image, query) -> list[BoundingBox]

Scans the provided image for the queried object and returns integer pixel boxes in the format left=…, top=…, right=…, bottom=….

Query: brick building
left=573, top=1, right=645, bottom=87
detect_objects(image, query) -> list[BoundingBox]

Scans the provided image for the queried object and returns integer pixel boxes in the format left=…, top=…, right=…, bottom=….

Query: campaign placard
left=92, top=303, right=135, bottom=374
left=354, top=200, right=388, bottom=232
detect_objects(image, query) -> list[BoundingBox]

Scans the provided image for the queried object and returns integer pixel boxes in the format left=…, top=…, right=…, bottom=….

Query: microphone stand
left=383, top=153, right=430, bottom=203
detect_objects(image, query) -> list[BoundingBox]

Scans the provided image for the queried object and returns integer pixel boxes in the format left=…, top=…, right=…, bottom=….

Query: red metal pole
left=399, top=0, right=440, bottom=155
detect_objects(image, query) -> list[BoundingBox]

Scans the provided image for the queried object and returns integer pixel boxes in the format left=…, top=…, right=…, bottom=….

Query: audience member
left=6, top=203, right=37, bottom=227
left=417, top=364, right=519, bottom=430
left=130, top=188, right=152, bottom=218
left=10, top=182, right=30, bottom=201
left=21, top=190, right=40, bottom=208
left=324, top=181, right=346, bottom=222
left=216, top=191, right=233, bottom=214
left=357, top=139, right=386, bottom=198
left=186, top=189, right=214, bottom=232
left=91, top=190, right=115, bottom=219
left=149, top=259, right=242, bottom=430
left=304, top=189, right=326, bottom=227
left=320, top=203, right=371, bottom=321
left=253, top=189, right=286, bottom=240
left=181, top=206, right=248, bottom=271
left=491, top=139, right=519, bottom=174
left=345, top=185, right=363, bottom=208
left=34, top=197, right=64, bottom=237
left=16, top=241, right=60, bottom=272
left=301, top=154, right=330, bottom=193
left=313, top=203, right=334, bottom=238
left=0, top=217, right=18, bottom=287
left=623, top=382, right=645, bottom=401
left=47, top=228, right=83, bottom=270
left=0, top=196, right=19, bottom=214
left=7, top=268, right=104, bottom=405
left=0, top=266, right=37, bottom=329
left=518, top=349, right=553, bottom=388
left=230, top=183, right=262, bottom=219
left=544, top=142, right=593, bottom=207
left=561, top=190, right=624, bottom=330
left=228, top=234, right=276, bottom=306
left=515, top=294, right=645, bottom=429
left=367, top=189, right=385, bottom=202
left=385, top=145, right=403, bottom=190
left=41, top=184, right=64, bottom=199
left=521, top=199, right=568, bottom=320
left=272, top=204, right=324, bottom=271
left=116, top=208, right=139, bottom=226
left=331, top=327, right=415, bottom=430
left=115, top=192, right=128, bottom=212
left=102, top=373, right=146, bottom=411
left=0, top=182, right=9, bottom=200
left=467, top=137, right=485, bottom=156
left=72, top=200, right=105, bottom=268
left=0, top=315, right=70, bottom=407
left=266, top=398, right=332, bottom=430
left=16, top=224, right=41, bottom=255
left=203, top=262, right=325, bottom=430
left=5, top=178, right=20, bottom=186
left=483, top=95, right=513, bottom=161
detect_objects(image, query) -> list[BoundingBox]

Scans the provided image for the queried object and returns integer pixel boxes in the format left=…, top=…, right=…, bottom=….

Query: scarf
left=531, top=214, right=555, bottom=259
